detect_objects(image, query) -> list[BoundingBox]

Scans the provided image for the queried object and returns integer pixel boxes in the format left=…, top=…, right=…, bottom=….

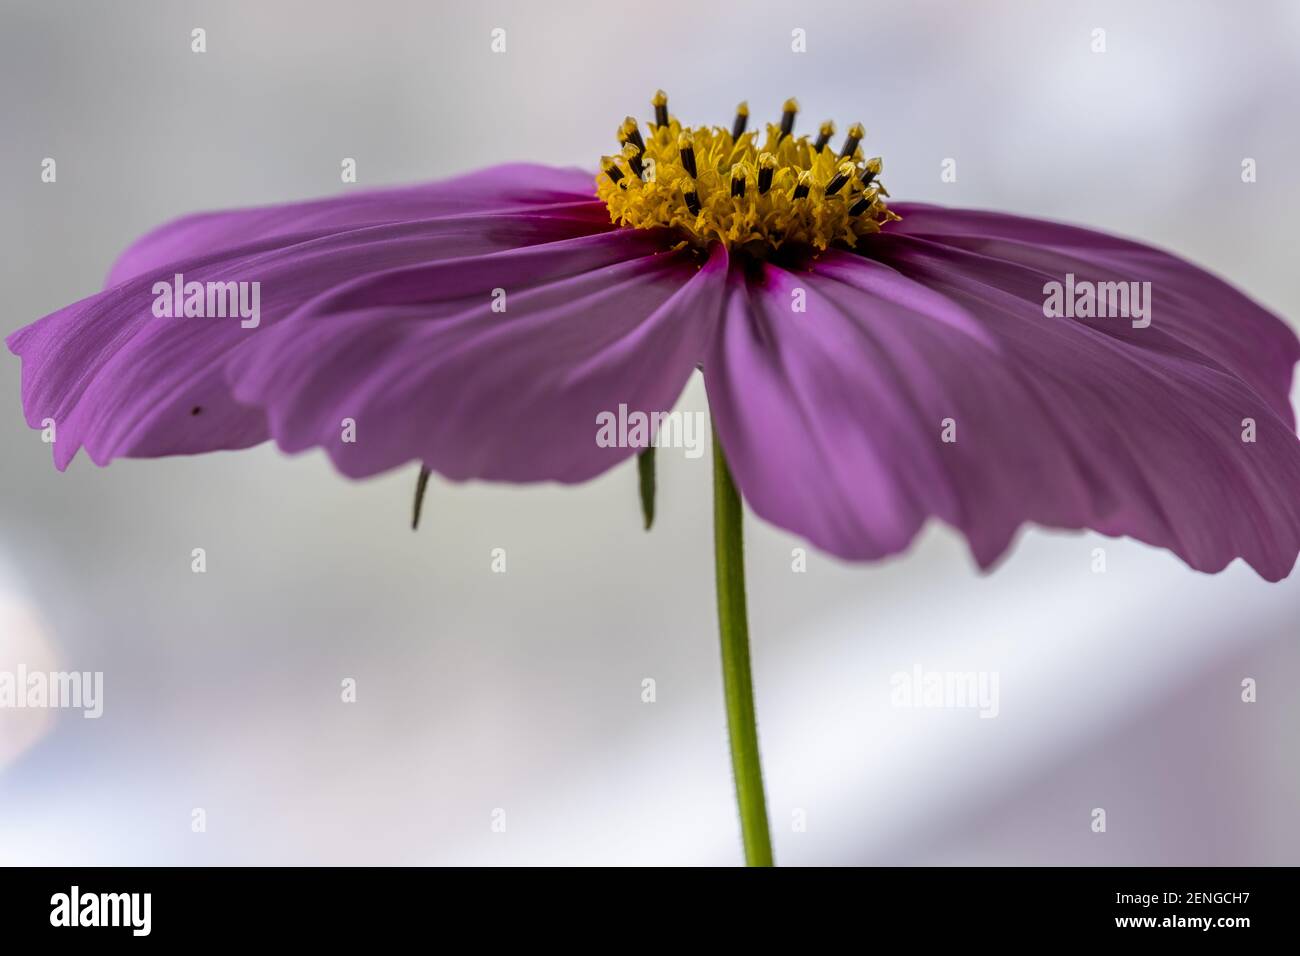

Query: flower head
left=597, top=91, right=896, bottom=251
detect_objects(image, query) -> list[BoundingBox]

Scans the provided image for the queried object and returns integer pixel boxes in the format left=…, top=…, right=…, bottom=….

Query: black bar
left=0, top=866, right=1285, bottom=941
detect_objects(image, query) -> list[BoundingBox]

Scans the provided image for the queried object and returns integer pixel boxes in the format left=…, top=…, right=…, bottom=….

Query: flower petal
left=705, top=255, right=1088, bottom=565
left=889, top=203, right=1300, bottom=427
left=7, top=169, right=611, bottom=470
left=706, top=238, right=1300, bottom=581
left=227, top=240, right=728, bottom=481
left=105, top=164, right=600, bottom=286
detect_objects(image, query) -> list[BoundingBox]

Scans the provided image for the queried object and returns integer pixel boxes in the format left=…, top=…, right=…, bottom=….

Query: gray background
left=1, top=0, right=1297, bottom=864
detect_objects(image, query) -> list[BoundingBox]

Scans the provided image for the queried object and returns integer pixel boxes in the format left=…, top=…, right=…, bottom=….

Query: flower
left=9, top=92, right=1300, bottom=580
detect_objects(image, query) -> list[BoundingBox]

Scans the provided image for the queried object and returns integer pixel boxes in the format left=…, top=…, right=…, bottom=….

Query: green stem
left=711, top=420, right=774, bottom=867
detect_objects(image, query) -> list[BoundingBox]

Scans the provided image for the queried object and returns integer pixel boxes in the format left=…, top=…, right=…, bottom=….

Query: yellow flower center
left=596, top=91, right=898, bottom=255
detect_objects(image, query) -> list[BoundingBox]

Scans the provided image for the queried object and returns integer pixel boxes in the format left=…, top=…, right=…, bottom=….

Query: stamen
left=839, top=122, right=865, bottom=159
left=602, top=158, right=625, bottom=184
left=621, top=117, right=646, bottom=154
left=849, top=191, right=877, bottom=216
left=622, top=142, right=644, bottom=179
left=677, top=130, right=697, bottom=179
left=860, top=156, right=882, bottom=186
left=814, top=120, right=835, bottom=153
left=652, top=89, right=669, bottom=128
left=791, top=170, right=812, bottom=200
left=757, top=152, right=776, bottom=194
left=731, top=162, right=749, bottom=197
left=679, top=179, right=701, bottom=216
left=824, top=160, right=856, bottom=196
left=779, top=97, right=799, bottom=140
left=732, top=101, right=749, bottom=139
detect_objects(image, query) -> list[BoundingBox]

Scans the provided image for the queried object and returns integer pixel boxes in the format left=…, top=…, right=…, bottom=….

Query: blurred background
left=1, top=0, right=1298, bottom=865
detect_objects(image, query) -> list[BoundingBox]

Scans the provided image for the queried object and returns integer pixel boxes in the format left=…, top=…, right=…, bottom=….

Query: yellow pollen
left=596, top=93, right=898, bottom=253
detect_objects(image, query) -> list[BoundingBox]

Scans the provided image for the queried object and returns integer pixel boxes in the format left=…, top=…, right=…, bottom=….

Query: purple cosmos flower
left=9, top=93, right=1300, bottom=865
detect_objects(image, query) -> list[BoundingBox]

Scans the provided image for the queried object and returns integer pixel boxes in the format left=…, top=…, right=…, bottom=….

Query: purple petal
left=105, top=164, right=599, bottom=286
left=889, top=203, right=1300, bottom=428
left=705, top=254, right=1093, bottom=566
left=707, top=229, right=1300, bottom=581
left=7, top=167, right=610, bottom=470
left=228, top=240, right=728, bottom=481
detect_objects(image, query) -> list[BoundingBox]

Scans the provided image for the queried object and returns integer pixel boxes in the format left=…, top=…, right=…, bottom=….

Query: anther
left=603, top=158, right=625, bottom=184
left=757, top=153, right=777, bottom=194
left=779, top=97, right=799, bottom=140
left=621, top=117, right=646, bottom=154
left=849, top=191, right=877, bottom=216
left=652, top=90, right=669, bottom=128
left=730, top=163, right=749, bottom=198
left=839, top=122, right=865, bottom=159
left=677, top=130, right=697, bottom=179
left=814, top=120, right=835, bottom=153
left=791, top=170, right=812, bottom=200
left=622, top=142, right=644, bottom=179
left=824, top=160, right=856, bottom=196
left=732, top=101, right=749, bottom=139
left=860, top=156, right=882, bottom=186
left=679, top=179, right=701, bottom=216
